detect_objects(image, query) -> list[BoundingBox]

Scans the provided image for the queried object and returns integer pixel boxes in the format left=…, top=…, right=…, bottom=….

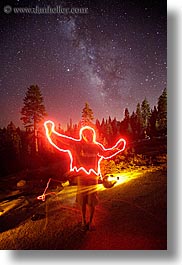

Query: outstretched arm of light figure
left=97, top=138, right=126, bottom=159
left=44, top=120, right=79, bottom=152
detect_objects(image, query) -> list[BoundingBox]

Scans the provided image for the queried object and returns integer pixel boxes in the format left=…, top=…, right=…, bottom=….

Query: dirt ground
left=0, top=166, right=167, bottom=250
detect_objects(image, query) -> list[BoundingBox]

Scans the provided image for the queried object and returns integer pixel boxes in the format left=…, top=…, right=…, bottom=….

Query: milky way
left=0, top=0, right=167, bottom=128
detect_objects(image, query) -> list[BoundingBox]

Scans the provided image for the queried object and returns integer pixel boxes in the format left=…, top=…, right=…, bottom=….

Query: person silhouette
left=43, top=120, right=126, bottom=231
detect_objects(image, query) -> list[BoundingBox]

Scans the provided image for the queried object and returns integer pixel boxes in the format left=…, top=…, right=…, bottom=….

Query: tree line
left=95, top=88, right=167, bottom=146
left=0, top=85, right=167, bottom=177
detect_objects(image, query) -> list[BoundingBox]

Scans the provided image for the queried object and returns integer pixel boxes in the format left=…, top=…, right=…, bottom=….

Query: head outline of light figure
left=44, top=120, right=55, bottom=136
left=79, top=126, right=96, bottom=143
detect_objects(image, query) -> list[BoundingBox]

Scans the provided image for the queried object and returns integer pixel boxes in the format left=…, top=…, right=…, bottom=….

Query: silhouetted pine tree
left=157, top=88, right=167, bottom=135
left=149, top=106, right=158, bottom=136
left=130, top=111, right=138, bottom=139
left=141, top=98, right=151, bottom=129
left=81, top=102, right=94, bottom=126
left=136, top=103, right=143, bottom=137
left=20, top=85, right=47, bottom=152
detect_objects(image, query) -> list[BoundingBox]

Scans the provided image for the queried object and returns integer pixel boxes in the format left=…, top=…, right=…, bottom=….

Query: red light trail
left=44, top=120, right=126, bottom=176
left=37, top=120, right=126, bottom=201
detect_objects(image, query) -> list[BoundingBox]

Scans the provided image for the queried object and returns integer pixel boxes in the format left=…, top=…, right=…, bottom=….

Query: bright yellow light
left=97, top=170, right=142, bottom=192
left=38, top=168, right=152, bottom=202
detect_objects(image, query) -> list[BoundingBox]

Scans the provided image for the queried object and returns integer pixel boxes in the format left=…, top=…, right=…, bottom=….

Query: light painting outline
left=37, top=120, right=126, bottom=201
left=44, top=120, right=126, bottom=177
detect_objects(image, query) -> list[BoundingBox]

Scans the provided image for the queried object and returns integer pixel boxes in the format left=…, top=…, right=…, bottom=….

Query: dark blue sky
left=0, top=0, right=167, bottom=128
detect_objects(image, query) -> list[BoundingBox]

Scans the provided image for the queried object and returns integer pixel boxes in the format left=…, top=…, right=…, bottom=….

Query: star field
left=0, top=0, right=167, bottom=128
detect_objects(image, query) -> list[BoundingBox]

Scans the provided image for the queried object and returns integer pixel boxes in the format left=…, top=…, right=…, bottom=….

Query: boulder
left=17, top=180, right=26, bottom=188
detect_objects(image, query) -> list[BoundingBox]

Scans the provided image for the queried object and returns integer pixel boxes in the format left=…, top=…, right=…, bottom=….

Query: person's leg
left=87, top=192, right=98, bottom=230
left=87, top=205, right=97, bottom=231
left=81, top=202, right=87, bottom=226
left=76, top=183, right=87, bottom=227
left=88, top=205, right=95, bottom=225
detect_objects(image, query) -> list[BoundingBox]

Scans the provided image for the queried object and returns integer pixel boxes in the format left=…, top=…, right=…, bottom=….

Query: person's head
left=80, top=127, right=96, bottom=143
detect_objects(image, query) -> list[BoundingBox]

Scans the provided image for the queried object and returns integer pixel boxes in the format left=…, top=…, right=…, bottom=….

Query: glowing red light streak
left=44, top=120, right=126, bottom=176
left=37, top=120, right=126, bottom=201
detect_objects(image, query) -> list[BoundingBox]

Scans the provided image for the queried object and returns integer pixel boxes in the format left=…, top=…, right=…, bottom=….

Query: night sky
left=0, top=0, right=167, bottom=129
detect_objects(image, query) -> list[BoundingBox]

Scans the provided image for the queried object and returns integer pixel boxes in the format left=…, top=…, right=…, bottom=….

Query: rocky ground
left=0, top=166, right=167, bottom=250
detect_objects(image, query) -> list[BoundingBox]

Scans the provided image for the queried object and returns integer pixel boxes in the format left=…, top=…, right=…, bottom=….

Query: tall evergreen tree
left=124, top=108, right=130, bottom=121
left=122, top=108, right=132, bottom=137
left=95, top=119, right=101, bottom=130
left=136, top=103, right=142, bottom=122
left=111, top=117, right=119, bottom=136
left=141, top=98, right=151, bottom=128
left=81, top=102, right=94, bottom=125
left=101, top=118, right=105, bottom=127
left=20, top=85, right=47, bottom=152
left=136, top=103, right=142, bottom=136
left=108, top=116, right=112, bottom=124
left=7, top=121, right=21, bottom=155
left=149, top=106, right=158, bottom=136
left=157, top=88, right=167, bottom=134
left=130, top=111, right=137, bottom=138
left=21, top=85, right=46, bottom=130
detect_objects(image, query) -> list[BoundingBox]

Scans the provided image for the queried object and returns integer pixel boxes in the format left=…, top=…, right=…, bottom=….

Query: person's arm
left=97, top=138, right=126, bottom=159
left=44, top=120, right=78, bottom=152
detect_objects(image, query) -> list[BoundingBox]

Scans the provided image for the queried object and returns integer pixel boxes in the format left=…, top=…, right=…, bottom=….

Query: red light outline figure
left=44, top=120, right=126, bottom=177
